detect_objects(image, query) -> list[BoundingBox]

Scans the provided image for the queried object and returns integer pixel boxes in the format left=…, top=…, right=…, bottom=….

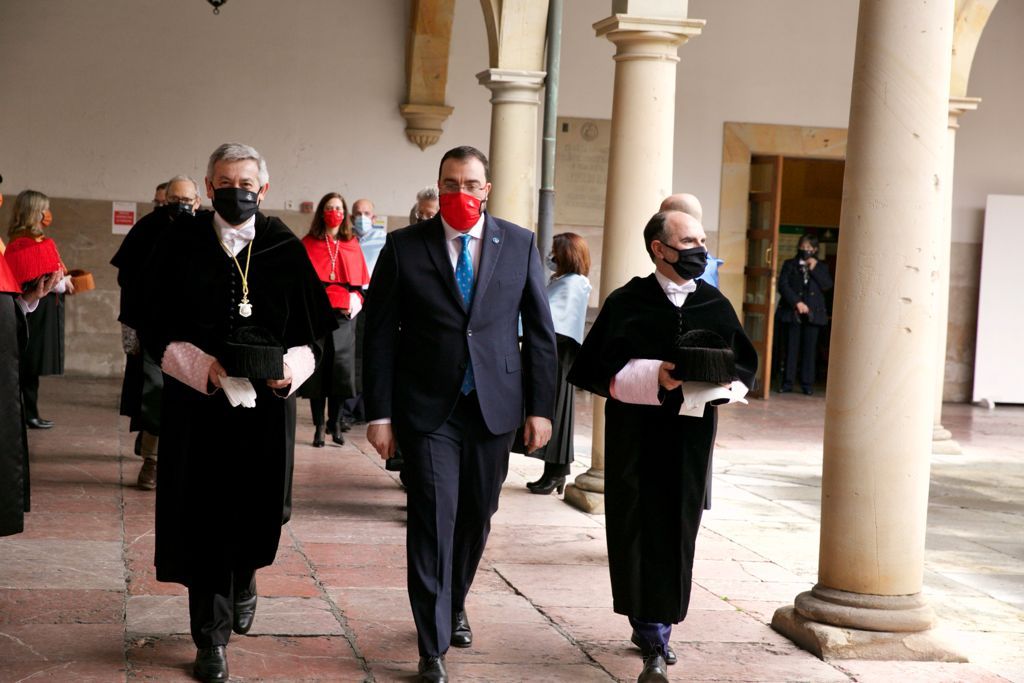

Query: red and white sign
left=112, top=201, right=137, bottom=235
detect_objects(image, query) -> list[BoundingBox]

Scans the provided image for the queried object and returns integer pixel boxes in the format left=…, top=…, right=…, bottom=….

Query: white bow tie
left=219, top=223, right=255, bottom=251
left=664, top=280, right=697, bottom=295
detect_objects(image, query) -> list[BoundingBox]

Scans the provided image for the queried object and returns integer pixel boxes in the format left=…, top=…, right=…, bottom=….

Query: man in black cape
left=141, top=143, right=336, bottom=682
left=568, top=210, right=757, bottom=683
left=111, top=175, right=202, bottom=490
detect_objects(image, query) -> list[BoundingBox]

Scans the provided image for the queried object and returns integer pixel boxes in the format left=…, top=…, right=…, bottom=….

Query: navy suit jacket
left=363, top=213, right=557, bottom=436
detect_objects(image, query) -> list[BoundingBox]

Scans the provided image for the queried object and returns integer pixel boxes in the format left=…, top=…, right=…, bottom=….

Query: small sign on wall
left=112, top=201, right=137, bottom=235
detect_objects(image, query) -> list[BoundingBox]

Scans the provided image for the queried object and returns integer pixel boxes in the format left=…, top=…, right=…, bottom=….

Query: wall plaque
left=555, top=117, right=610, bottom=227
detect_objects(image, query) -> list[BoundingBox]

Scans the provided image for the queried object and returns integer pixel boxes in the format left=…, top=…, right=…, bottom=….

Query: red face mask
left=41, top=209, right=53, bottom=228
left=323, top=209, right=345, bottom=229
left=439, top=192, right=482, bottom=232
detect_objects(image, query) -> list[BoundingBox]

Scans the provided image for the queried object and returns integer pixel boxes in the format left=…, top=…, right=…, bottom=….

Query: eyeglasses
left=440, top=180, right=485, bottom=194
left=166, top=196, right=197, bottom=204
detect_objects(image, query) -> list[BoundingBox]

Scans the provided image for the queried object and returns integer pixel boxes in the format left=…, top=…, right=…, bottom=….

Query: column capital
left=948, top=95, right=981, bottom=129
left=594, top=14, right=704, bottom=59
left=476, top=68, right=546, bottom=105
left=399, top=103, right=455, bottom=151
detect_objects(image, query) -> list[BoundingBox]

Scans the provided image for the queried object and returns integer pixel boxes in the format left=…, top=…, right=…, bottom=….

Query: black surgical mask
left=662, top=245, right=707, bottom=281
left=799, top=248, right=816, bottom=260
left=213, top=187, right=259, bottom=225
left=166, top=202, right=196, bottom=219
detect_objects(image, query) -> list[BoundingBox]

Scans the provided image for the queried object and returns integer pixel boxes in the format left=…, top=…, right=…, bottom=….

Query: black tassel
left=669, top=329, right=737, bottom=383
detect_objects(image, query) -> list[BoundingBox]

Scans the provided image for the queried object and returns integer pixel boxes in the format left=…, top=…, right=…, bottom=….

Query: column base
left=772, top=606, right=966, bottom=662
left=932, top=424, right=953, bottom=441
left=564, top=484, right=604, bottom=513
left=932, top=437, right=962, bottom=454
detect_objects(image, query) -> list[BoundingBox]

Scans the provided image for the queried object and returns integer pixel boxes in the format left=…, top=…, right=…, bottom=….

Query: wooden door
left=743, top=155, right=783, bottom=399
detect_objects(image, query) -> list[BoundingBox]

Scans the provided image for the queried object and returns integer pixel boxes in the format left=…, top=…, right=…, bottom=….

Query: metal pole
left=538, top=0, right=563, bottom=265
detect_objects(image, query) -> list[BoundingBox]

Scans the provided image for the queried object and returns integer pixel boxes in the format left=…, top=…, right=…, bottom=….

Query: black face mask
left=212, top=187, right=259, bottom=225
left=662, top=244, right=707, bottom=281
left=166, top=202, right=195, bottom=219
left=799, top=248, right=817, bottom=260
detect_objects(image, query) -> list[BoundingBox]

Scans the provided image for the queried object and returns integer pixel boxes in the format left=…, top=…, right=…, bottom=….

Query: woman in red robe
left=5, top=190, right=75, bottom=429
left=299, top=193, right=370, bottom=446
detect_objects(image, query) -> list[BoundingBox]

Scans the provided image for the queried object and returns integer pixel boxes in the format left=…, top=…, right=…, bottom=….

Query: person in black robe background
left=141, top=144, right=336, bottom=683
left=569, top=210, right=756, bottom=683
left=111, top=175, right=203, bottom=489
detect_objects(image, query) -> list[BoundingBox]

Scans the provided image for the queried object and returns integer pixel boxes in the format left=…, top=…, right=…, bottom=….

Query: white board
left=973, top=195, right=1024, bottom=405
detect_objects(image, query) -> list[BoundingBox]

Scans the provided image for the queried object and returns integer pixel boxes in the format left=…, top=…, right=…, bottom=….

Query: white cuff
left=279, top=344, right=316, bottom=397
left=16, top=296, right=39, bottom=315
left=161, top=342, right=217, bottom=395
left=52, top=276, right=69, bottom=294
left=369, top=418, right=392, bottom=425
left=348, top=292, right=363, bottom=318
left=609, top=359, right=664, bottom=405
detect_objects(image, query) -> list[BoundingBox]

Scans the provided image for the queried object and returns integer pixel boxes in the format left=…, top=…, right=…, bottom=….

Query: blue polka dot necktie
left=456, top=234, right=476, bottom=394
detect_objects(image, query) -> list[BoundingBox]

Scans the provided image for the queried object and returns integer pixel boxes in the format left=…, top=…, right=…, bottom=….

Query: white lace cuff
left=610, top=359, right=663, bottom=405
left=162, top=342, right=217, bottom=395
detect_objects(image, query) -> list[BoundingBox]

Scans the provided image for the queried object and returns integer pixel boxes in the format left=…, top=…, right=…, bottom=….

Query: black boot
left=313, top=425, right=326, bottom=448
left=527, top=474, right=566, bottom=495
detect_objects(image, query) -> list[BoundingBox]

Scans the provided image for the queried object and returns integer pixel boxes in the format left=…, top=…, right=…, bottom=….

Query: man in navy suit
left=363, top=146, right=557, bottom=682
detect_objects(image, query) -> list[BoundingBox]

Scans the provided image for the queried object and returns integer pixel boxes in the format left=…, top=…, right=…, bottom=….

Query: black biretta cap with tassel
left=223, top=326, right=284, bottom=380
left=669, top=329, right=737, bottom=383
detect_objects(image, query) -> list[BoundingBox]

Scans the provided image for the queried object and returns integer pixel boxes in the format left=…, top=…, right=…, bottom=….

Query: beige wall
left=2, top=0, right=1021, bottom=396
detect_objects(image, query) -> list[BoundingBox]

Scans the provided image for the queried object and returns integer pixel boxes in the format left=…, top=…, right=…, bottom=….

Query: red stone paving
left=0, top=377, right=1019, bottom=682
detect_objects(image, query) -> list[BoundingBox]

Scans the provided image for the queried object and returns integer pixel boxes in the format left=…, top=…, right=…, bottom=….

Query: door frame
left=717, top=122, right=848, bottom=320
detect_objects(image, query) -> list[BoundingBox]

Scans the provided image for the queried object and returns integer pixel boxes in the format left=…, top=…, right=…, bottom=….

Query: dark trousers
left=400, top=392, right=514, bottom=657
left=187, top=567, right=256, bottom=648
left=309, top=396, right=342, bottom=428
left=783, top=321, right=820, bottom=390
left=20, top=371, right=40, bottom=422
left=630, top=616, right=673, bottom=651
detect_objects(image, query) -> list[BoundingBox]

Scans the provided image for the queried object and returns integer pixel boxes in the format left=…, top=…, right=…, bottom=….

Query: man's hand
left=266, top=363, right=293, bottom=390
left=523, top=416, right=552, bottom=453
left=368, top=422, right=397, bottom=460
left=208, top=359, right=227, bottom=389
left=796, top=302, right=810, bottom=315
left=659, top=361, right=682, bottom=391
left=805, top=257, right=818, bottom=270
left=22, top=270, right=61, bottom=305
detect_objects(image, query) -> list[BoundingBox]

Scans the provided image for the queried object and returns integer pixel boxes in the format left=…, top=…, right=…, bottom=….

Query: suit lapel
left=469, top=213, right=504, bottom=319
left=422, top=217, right=467, bottom=312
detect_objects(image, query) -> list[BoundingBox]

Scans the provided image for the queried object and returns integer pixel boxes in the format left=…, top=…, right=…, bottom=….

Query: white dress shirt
left=441, top=214, right=484, bottom=281
left=655, top=270, right=697, bottom=307
left=213, top=211, right=256, bottom=256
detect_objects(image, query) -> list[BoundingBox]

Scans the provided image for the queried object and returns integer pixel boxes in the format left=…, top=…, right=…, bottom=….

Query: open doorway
left=741, top=155, right=843, bottom=398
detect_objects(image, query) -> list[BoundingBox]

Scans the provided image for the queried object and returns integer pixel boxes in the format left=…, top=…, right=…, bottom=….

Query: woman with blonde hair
left=299, top=193, right=370, bottom=447
left=5, top=190, right=74, bottom=429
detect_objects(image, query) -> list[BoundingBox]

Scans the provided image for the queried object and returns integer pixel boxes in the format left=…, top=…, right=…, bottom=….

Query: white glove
left=348, top=292, right=363, bottom=318
left=220, top=376, right=257, bottom=408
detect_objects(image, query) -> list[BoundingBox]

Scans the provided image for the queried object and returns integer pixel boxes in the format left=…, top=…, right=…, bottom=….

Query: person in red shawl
left=5, top=190, right=75, bottom=429
left=299, top=193, right=370, bottom=447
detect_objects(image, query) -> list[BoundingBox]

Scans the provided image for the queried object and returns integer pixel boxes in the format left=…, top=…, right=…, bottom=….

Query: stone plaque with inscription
left=555, top=117, right=610, bottom=227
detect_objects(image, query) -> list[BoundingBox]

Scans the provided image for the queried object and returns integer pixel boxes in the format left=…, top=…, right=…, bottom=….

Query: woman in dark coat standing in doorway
left=775, top=233, right=833, bottom=395
left=5, top=190, right=75, bottom=429
left=526, top=232, right=592, bottom=495
left=299, top=193, right=370, bottom=447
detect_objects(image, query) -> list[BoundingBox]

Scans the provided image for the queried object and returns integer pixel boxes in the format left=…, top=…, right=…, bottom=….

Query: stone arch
left=951, top=0, right=999, bottom=97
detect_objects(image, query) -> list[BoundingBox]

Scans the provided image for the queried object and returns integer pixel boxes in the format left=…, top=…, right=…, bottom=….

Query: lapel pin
left=492, top=236, right=500, bottom=244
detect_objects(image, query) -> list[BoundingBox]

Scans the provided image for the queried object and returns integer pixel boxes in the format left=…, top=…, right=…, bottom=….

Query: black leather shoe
left=801, top=386, right=814, bottom=396
left=26, top=418, right=54, bottom=429
left=193, top=645, right=228, bottom=682
left=637, top=652, right=669, bottom=683
left=233, top=588, right=257, bottom=635
left=331, top=425, right=345, bottom=445
left=339, top=417, right=353, bottom=432
left=451, top=610, right=472, bottom=648
left=631, top=631, right=676, bottom=665
left=313, top=425, right=326, bottom=448
left=417, top=655, right=448, bottom=682
left=527, top=474, right=566, bottom=495
left=777, top=385, right=793, bottom=394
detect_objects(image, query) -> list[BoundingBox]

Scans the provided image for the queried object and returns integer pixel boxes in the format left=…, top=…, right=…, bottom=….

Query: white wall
left=1, top=0, right=1020, bottom=240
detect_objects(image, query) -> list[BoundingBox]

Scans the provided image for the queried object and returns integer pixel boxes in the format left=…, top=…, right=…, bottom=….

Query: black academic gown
left=0, top=294, right=30, bottom=537
left=141, top=211, right=336, bottom=586
left=568, top=275, right=757, bottom=624
left=112, top=208, right=174, bottom=431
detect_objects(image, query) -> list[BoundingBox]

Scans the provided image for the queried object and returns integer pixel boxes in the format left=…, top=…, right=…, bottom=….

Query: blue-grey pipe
left=538, top=0, right=563, bottom=267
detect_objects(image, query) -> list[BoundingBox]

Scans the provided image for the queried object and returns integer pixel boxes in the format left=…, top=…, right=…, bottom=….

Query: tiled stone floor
left=0, top=377, right=1021, bottom=682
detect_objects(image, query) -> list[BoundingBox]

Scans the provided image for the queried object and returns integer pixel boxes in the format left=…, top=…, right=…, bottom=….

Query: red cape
left=4, top=236, right=64, bottom=285
left=0, top=251, right=20, bottom=294
left=302, top=234, right=370, bottom=310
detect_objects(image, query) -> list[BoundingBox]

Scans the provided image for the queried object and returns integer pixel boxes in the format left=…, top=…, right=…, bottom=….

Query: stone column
left=476, top=69, right=546, bottom=229
left=772, top=0, right=964, bottom=662
left=564, top=8, right=704, bottom=514
left=932, top=96, right=980, bottom=454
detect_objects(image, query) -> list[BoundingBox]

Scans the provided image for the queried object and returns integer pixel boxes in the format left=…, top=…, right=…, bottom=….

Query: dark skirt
left=0, top=295, right=30, bottom=536
left=119, top=349, right=163, bottom=434
left=299, top=311, right=356, bottom=400
left=523, top=334, right=579, bottom=466
left=21, top=292, right=64, bottom=376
